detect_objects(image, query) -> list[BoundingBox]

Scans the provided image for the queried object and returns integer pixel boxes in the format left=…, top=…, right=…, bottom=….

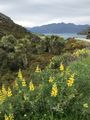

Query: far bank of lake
left=45, top=33, right=87, bottom=39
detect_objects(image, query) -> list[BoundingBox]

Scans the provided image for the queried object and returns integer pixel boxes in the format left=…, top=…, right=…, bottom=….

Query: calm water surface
left=45, top=33, right=87, bottom=39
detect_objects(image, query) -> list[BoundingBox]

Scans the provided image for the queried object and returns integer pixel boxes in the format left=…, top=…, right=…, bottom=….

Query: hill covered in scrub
left=0, top=12, right=32, bottom=38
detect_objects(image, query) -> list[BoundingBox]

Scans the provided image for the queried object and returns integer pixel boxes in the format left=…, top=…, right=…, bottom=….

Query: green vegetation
left=86, top=28, right=90, bottom=39
left=0, top=34, right=89, bottom=85
left=0, top=33, right=90, bottom=120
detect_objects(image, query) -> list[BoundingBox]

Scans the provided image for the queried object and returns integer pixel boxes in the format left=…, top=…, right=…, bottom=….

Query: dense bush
left=87, top=34, right=90, bottom=39
left=0, top=33, right=90, bottom=119
left=49, top=35, right=65, bottom=54
left=48, top=52, right=75, bottom=69
left=0, top=60, right=90, bottom=120
left=68, top=57, right=90, bottom=120
left=48, top=48, right=90, bottom=69
left=0, top=35, right=29, bottom=71
left=65, top=39, right=89, bottom=52
left=0, top=64, right=80, bottom=119
left=0, top=34, right=89, bottom=86
left=0, top=35, right=65, bottom=73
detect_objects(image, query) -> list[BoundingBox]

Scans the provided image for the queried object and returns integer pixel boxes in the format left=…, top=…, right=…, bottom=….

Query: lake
left=45, top=33, right=87, bottom=39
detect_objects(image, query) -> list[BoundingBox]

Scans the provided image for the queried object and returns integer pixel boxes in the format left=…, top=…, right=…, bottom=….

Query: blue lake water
left=45, top=33, right=87, bottom=39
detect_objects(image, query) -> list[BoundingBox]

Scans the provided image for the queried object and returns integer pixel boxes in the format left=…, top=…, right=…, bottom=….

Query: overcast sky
left=0, top=0, right=90, bottom=27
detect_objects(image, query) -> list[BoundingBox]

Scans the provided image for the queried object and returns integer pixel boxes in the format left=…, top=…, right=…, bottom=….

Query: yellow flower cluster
left=0, top=85, right=12, bottom=104
left=51, top=83, right=58, bottom=97
left=29, top=81, right=35, bottom=91
left=73, top=49, right=88, bottom=57
left=22, top=78, right=26, bottom=87
left=14, top=80, right=18, bottom=89
left=17, top=69, right=35, bottom=92
left=83, top=103, right=88, bottom=108
left=5, top=114, right=14, bottom=120
left=18, top=69, right=23, bottom=80
left=35, top=65, right=41, bottom=73
left=7, top=87, right=12, bottom=97
left=17, top=69, right=26, bottom=87
left=67, top=74, right=75, bottom=87
left=48, top=76, right=54, bottom=83
left=60, top=63, right=64, bottom=72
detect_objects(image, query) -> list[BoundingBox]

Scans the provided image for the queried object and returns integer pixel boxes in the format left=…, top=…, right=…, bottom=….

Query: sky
left=0, top=0, right=90, bottom=27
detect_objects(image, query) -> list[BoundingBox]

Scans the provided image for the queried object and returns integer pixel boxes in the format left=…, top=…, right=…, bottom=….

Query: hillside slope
left=0, top=13, right=31, bottom=38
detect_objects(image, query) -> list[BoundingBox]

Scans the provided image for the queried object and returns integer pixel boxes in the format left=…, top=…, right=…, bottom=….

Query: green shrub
left=48, top=52, right=76, bottom=69
left=65, top=39, right=88, bottom=52
left=73, top=49, right=90, bottom=58
left=0, top=64, right=80, bottom=120
left=68, top=57, right=90, bottom=120
left=48, top=49, right=90, bottom=69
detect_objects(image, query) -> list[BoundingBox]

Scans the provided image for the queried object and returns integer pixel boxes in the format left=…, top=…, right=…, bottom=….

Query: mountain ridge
left=28, top=23, right=90, bottom=34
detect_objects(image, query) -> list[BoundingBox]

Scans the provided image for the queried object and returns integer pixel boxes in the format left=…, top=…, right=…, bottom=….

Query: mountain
left=0, top=12, right=31, bottom=38
left=29, top=23, right=90, bottom=34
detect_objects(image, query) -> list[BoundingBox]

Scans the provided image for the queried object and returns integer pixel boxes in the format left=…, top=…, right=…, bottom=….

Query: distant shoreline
left=45, top=33, right=87, bottom=39
left=75, top=37, right=90, bottom=42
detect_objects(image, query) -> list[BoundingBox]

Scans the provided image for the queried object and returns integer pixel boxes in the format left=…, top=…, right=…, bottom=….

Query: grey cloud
left=0, top=0, right=90, bottom=26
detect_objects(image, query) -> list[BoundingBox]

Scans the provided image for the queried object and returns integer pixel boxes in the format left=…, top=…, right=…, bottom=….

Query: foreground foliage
left=0, top=58, right=90, bottom=120
left=0, top=34, right=90, bottom=119
left=0, top=34, right=90, bottom=85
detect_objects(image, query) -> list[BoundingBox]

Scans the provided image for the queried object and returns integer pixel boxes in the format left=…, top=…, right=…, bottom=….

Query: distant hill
left=0, top=12, right=31, bottom=38
left=28, top=23, right=90, bottom=34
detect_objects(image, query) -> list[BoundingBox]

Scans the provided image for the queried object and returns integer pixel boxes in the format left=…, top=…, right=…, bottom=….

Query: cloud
left=0, top=0, right=90, bottom=27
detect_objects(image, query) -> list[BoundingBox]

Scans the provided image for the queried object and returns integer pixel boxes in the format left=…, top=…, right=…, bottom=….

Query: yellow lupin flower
left=5, top=114, right=9, bottom=120
left=0, top=90, right=2, bottom=99
left=48, top=76, right=54, bottom=83
left=2, top=85, right=7, bottom=95
left=5, top=114, right=14, bottom=120
left=22, top=78, right=26, bottom=87
left=51, top=83, right=58, bottom=97
left=0, top=90, right=4, bottom=103
left=67, top=74, right=75, bottom=87
left=9, top=114, right=14, bottom=120
left=14, top=80, right=18, bottom=89
left=35, top=65, right=41, bottom=73
left=18, top=69, right=23, bottom=80
left=1, top=85, right=7, bottom=102
left=60, top=63, right=64, bottom=72
left=0, top=85, right=13, bottom=103
left=29, top=81, right=35, bottom=91
left=83, top=103, right=88, bottom=108
left=70, top=74, right=75, bottom=78
left=7, top=87, right=12, bottom=97
left=0, top=94, right=4, bottom=104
